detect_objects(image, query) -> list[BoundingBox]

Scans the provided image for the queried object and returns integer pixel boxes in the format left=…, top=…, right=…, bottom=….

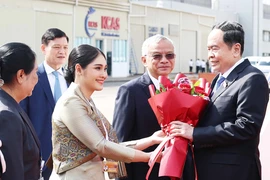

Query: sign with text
left=147, top=26, right=164, bottom=37
left=85, top=7, right=97, bottom=38
left=85, top=7, right=121, bottom=38
left=101, top=16, right=120, bottom=37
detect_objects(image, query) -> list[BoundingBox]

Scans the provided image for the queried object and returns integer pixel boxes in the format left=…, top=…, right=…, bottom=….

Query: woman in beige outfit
left=49, top=44, right=166, bottom=180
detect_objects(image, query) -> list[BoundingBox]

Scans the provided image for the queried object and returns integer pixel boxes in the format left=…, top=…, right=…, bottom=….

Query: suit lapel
left=204, top=59, right=250, bottom=114
left=139, top=72, right=153, bottom=98
left=211, top=78, right=236, bottom=102
left=202, top=75, right=219, bottom=113
left=210, top=59, right=250, bottom=102
left=211, top=75, right=219, bottom=92
left=38, top=63, right=55, bottom=108
left=18, top=106, right=41, bottom=150
left=0, top=90, right=41, bottom=150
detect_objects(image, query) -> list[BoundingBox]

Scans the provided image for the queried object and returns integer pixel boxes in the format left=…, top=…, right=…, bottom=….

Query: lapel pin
left=223, top=81, right=228, bottom=88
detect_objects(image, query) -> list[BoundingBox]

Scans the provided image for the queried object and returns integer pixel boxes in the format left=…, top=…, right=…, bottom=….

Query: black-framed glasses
left=146, top=53, right=175, bottom=61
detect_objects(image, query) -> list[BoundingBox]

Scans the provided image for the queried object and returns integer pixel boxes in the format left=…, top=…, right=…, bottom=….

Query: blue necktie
left=52, top=71, right=62, bottom=102
left=216, top=76, right=226, bottom=90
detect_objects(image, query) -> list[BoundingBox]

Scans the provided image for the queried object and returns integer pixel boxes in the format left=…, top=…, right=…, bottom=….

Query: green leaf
left=191, top=87, right=195, bottom=95
left=193, top=79, right=201, bottom=87
left=160, top=83, right=166, bottom=92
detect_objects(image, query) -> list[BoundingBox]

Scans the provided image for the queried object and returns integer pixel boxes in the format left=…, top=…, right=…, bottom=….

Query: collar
left=43, top=61, right=64, bottom=75
left=147, top=69, right=160, bottom=90
left=219, top=58, right=245, bottom=78
left=68, top=82, right=91, bottom=103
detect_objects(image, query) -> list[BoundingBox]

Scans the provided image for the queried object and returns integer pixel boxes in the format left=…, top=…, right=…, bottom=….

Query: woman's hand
left=149, top=151, right=163, bottom=163
left=151, top=130, right=166, bottom=144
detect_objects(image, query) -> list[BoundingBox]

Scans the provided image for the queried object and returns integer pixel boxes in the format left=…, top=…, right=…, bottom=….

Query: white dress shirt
left=43, top=61, right=68, bottom=97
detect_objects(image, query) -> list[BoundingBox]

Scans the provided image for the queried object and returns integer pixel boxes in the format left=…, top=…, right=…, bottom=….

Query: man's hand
left=168, top=121, right=194, bottom=141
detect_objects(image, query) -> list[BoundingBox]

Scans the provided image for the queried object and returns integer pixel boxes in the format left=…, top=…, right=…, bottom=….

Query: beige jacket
left=50, top=83, right=135, bottom=180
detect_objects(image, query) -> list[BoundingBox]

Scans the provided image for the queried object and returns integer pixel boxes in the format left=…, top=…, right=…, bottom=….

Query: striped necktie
left=52, top=71, right=62, bottom=102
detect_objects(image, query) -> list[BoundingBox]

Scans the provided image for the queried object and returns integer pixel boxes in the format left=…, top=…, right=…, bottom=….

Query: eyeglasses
left=146, top=53, right=175, bottom=61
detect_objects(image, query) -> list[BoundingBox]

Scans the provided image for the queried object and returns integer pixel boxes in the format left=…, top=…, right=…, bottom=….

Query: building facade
left=133, top=0, right=270, bottom=57
left=2, top=0, right=268, bottom=77
left=0, top=0, right=130, bottom=77
left=214, top=0, right=270, bottom=57
left=262, top=2, right=270, bottom=56
left=129, top=2, right=215, bottom=74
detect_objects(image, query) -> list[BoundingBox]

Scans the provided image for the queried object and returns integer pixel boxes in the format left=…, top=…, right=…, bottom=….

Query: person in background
left=112, top=34, right=174, bottom=180
left=201, top=59, right=206, bottom=73
left=49, top=44, right=168, bottom=180
left=196, top=58, right=201, bottom=73
left=20, top=28, right=69, bottom=179
left=189, top=59, right=193, bottom=73
left=0, top=42, right=42, bottom=179
left=170, top=21, right=269, bottom=180
left=206, top=59, right=210, bottom=72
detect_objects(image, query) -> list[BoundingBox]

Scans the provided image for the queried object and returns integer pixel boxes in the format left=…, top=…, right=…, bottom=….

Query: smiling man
left=20, top=28, right=69, bottom=180
left=112, top=34, right=174, bottom=180
left=170, top=21, right=269, bottom=180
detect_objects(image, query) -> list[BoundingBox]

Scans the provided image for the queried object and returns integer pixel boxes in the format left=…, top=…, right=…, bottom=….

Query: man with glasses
left=112, top=34, right=174, bottom=180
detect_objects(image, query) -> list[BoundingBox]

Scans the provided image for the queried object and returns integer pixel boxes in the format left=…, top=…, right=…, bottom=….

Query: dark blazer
left=0, top=89, right=41, bottom=179
left=20, top=63, right=59, bottom=179
left=112, top=72, right=169, bottom=180
left=192, top=59, right=269, bottom=180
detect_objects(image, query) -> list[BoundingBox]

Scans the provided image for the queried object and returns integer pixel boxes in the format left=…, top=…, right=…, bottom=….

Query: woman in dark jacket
left=0, top=42, right=42, bottom=179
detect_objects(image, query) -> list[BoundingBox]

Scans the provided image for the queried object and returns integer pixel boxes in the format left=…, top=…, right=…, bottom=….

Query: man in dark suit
left=170, top=21, right=269, bottom=180
left=112, top=34, right=175, bottom=180
left=20, top=28, right=69, bottom=179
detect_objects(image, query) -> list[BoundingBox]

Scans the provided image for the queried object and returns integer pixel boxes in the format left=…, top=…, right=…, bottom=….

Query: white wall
left=130, top=3, right=215, bottom=73
left=0, top=0, right=74, bottom=64
left=215, top=0, right=265, bottom=57
left=0, top=0, right=130, bottom=77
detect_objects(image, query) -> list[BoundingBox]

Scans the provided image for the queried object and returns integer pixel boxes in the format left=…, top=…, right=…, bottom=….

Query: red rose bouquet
left=146, top=73, right=211, bottom=180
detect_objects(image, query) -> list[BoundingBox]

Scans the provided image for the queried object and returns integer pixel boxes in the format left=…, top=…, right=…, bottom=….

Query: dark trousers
left=196, top=66, right=200, bottom=73
left=201, top=68, right=205, bottom=73
left=42, top=167, right=52, bottom=180
left=182, top=146, right=195, bottom=180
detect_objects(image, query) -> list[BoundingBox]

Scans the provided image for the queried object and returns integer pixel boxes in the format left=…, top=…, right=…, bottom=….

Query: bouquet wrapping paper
left=146, top=73, right=210, bottom=180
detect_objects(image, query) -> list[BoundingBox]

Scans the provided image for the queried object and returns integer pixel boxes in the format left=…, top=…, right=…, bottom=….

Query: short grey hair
left=141, top=34, right=174, bottom=56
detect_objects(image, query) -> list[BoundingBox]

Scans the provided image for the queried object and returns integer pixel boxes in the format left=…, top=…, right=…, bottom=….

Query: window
left=96, top=40, right=104, bottom=51
left=263, top=4, right=270, bottom=19
left=112, top=40, right=127, bottom=62
left=74, top=37, right=92, bottom=47
left=263, top=31, right=270, bottom=42
left=132, top=0, right=212, bottom=8
left=262, top=53, right=270, bottom=56
left=173, top=0, right=211, bottom=8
